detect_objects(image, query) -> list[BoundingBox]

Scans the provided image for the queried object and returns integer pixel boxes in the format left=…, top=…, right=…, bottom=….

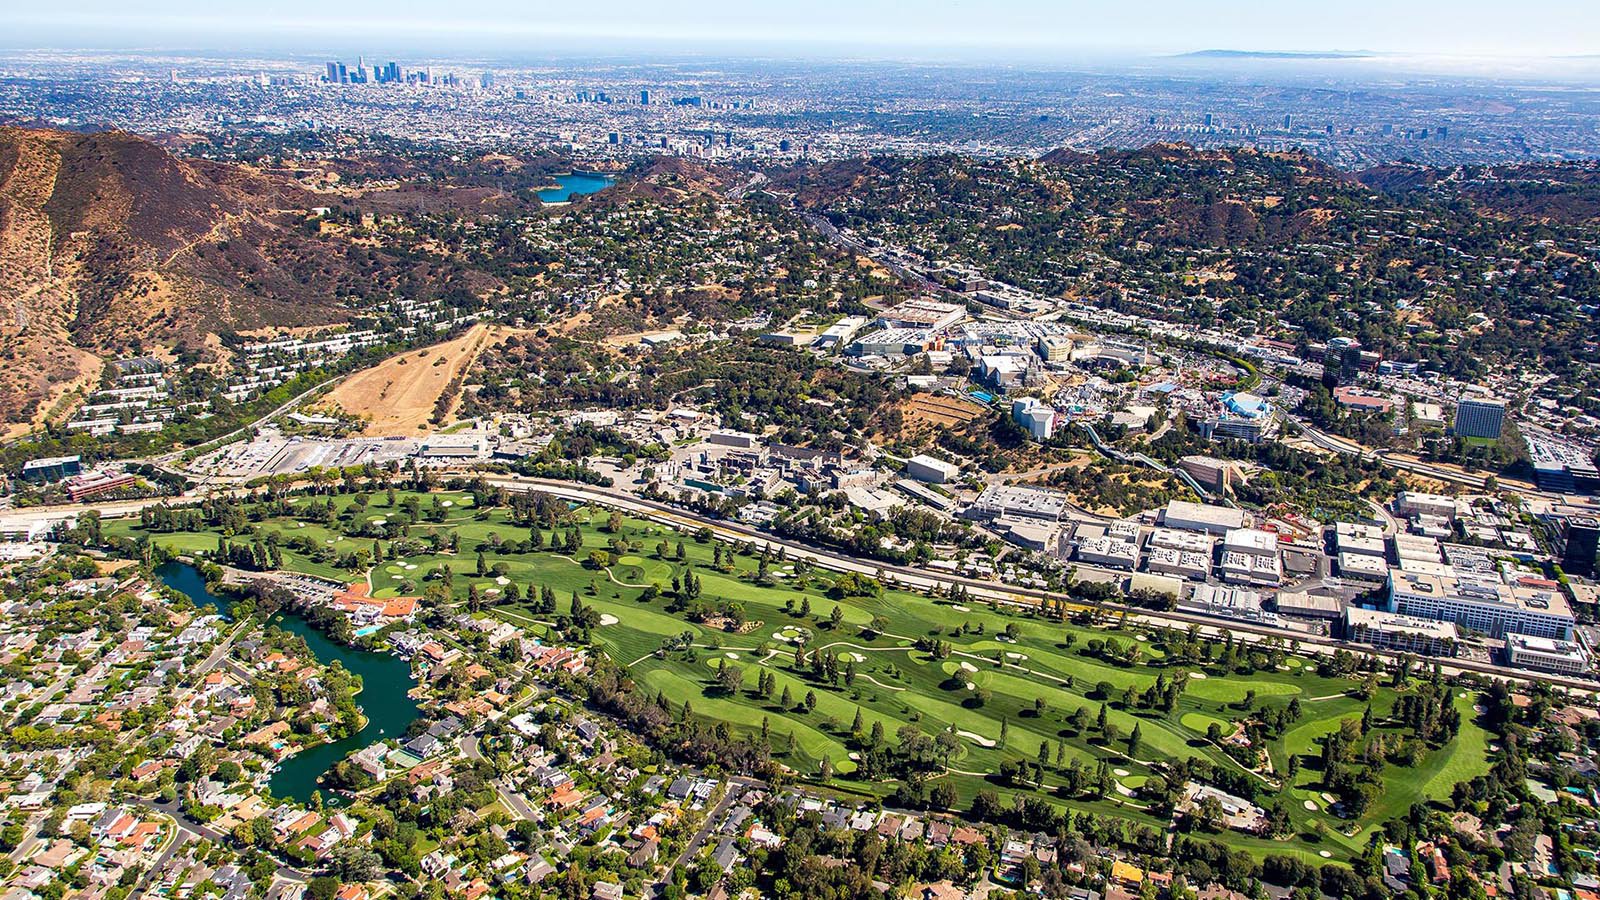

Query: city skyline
left=5, top=0, right=1600, bottom=63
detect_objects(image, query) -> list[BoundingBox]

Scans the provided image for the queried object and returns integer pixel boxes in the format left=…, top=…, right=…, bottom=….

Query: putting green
left=1180, top=712, right=1230, bottom=734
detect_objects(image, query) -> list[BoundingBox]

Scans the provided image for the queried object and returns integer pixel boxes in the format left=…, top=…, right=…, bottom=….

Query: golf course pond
left=156, top=561, right=420, bottom=805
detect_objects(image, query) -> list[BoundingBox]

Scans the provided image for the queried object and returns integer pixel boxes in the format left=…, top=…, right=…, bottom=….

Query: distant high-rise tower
left=640, top=89, right=650, bottom=105
left=1283, top=113, right=1293, bottom=129
left=1321, top=337, right=1362, bottom=389
left=1453, top=397, right=1507, bottom=441
left=1564, top=517, right=1600, bottom=577
left=1203, top=113, right=1214, bottom=128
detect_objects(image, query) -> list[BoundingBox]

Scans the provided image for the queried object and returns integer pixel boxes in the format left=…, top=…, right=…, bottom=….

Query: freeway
left=797, top=210, right=952, bottom=297
left=1289, top=415, right=1554, bottom=498
left=484, top=475, right=1600, bottom=697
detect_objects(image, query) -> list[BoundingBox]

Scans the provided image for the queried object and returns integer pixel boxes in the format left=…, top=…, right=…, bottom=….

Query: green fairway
left=107, top=489, right=1497, bottom=863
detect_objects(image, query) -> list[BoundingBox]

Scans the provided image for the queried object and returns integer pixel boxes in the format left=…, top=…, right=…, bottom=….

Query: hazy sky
left=5, top=0, right=1600, bottom=59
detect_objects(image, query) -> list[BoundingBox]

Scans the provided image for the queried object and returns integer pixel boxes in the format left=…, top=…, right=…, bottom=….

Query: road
left=1366, top=499, right=1400, bottom=537
left=5, top=816, right=44, bottom=866
left=459, top=734, right=541, bottom=822
left=196, top=621, right=249, bottom=676
left=143, top=799, right=312, bottom=882
left=131, top=812, right=191, bottom=897
left=0, top=496, right=173, bottom=526
left=656, top=780, right=753, bottom=889
left=798, top=210, right=952, bottom=296
left=1290, top=415, right=1551, bottom=498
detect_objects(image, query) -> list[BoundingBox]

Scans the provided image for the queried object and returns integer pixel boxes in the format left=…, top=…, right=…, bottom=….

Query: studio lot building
left=1219, top=527, right=1282, bottom=587
left=1344, top=607, right=1458, bottom=657
left=1504, top=634, right=1590, bottom=676
left=1386, top=571, right=1576, bottom=640
left=1161, top=500, right=1246, bottom=535
left=904, top=454, right=961, bottom=484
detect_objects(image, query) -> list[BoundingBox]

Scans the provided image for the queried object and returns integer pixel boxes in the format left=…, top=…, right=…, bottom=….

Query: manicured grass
left=109, top=491, right=1497, bottom=863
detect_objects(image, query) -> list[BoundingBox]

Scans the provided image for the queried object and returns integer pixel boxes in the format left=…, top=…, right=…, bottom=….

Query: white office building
left=817, top=316, right=870, bottom=347
left=1386, top=571, right=1576, bottom=640
left=1345, top=607, right=1458, bottom=657
left=1396, top=491, right=1460, bottom=521
left=708, top=430, right=761, bottom=449
left=1011, top=397, right=1057, bottom=441
left=904, top=454, right=961, bottom=484
left=1504, top=634, right=1590, bottom=675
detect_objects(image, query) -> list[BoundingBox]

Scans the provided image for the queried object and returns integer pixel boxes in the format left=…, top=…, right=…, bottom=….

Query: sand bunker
left=957, top=730, right=996, bottom=748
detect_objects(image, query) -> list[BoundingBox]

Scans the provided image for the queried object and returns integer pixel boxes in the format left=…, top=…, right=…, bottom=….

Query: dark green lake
left=156, top=561, right=420, bottom=805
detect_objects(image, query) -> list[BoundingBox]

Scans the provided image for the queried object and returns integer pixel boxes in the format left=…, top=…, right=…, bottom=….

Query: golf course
left=110, top=486, right=1496, bottom=863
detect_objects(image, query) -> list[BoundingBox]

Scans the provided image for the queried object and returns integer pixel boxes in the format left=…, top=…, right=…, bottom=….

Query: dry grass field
left=326, top=323, right=492, bottom=436
left=899, top=392, right=987, bottom=432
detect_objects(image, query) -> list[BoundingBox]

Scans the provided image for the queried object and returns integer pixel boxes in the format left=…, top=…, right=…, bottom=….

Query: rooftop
left=1346, top=606, right=1459, bottom=640
left=1390, top=570, right=1575, bottom=619
left=1506, top=633, right=1588, bottom=660
left=1164, top=500, right=1247, bottom=530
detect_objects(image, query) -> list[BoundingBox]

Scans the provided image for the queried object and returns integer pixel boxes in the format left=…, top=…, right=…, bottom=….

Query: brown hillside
left=0, top=127, right=500, bottom=431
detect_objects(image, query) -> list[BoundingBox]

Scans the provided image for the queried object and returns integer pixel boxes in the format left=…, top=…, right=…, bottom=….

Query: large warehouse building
left=1161, top=500, right=1246, bottom=535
